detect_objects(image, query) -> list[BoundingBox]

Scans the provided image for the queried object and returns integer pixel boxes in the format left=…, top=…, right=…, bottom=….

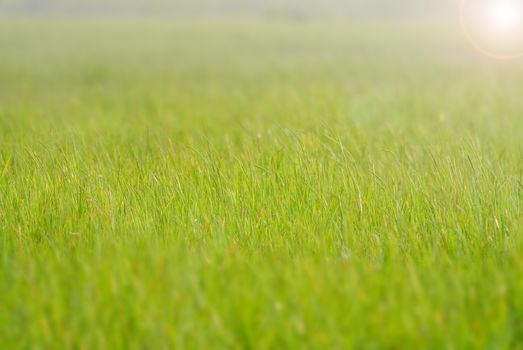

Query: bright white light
left=486, top=1, right=522, bottom=33
left=460, top=0, right=523, bottom=58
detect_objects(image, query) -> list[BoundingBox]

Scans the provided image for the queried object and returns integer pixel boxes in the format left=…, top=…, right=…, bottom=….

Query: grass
left=1, top=19, right=523, bottom=349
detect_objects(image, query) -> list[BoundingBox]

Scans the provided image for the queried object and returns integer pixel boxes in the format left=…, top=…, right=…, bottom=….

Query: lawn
left=1, top=19, right=523, bottom=348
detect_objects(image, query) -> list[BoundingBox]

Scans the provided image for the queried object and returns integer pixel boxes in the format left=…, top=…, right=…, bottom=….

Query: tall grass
left=1, top=20, right=523, bottom=348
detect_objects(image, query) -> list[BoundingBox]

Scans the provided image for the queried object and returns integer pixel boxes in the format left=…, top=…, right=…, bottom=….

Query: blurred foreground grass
left=1, top=20, right=523, bottom=348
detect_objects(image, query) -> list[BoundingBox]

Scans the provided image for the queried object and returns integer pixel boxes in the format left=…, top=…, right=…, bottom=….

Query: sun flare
left=487, top=1, right=522, bottom=33
left=461, top=0, right=523, bottom=59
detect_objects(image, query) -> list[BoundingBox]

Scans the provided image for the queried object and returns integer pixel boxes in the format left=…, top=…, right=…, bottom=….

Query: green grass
left=2, top=19, right=523, bottom=349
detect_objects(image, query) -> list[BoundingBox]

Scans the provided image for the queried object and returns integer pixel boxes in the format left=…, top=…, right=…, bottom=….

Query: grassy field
left=2, top=19, right=523, bottom=348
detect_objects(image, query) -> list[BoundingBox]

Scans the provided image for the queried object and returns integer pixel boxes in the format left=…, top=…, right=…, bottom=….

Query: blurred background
left=0, top=0, right=456, bottom=21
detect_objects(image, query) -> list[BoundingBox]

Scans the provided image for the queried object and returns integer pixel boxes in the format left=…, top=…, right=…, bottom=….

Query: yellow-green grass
left=1, top=20, right=523, bottom=349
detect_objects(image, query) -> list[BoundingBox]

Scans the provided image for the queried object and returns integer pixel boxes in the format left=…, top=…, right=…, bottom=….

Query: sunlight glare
left=487, top=1, right=522, bottom=33
left=461, top=0, right=523, bottom=59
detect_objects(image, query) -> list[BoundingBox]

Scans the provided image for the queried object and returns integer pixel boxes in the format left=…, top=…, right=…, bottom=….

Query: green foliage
left=1, top=20, right=523, bottom=349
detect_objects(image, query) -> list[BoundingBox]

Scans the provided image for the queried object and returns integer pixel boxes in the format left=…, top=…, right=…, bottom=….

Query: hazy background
left=0, top=0, right=457, bottom=20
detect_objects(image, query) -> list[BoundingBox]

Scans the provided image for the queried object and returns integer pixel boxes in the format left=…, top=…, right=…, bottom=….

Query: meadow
left=1, top=19, right=523, bottom=348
